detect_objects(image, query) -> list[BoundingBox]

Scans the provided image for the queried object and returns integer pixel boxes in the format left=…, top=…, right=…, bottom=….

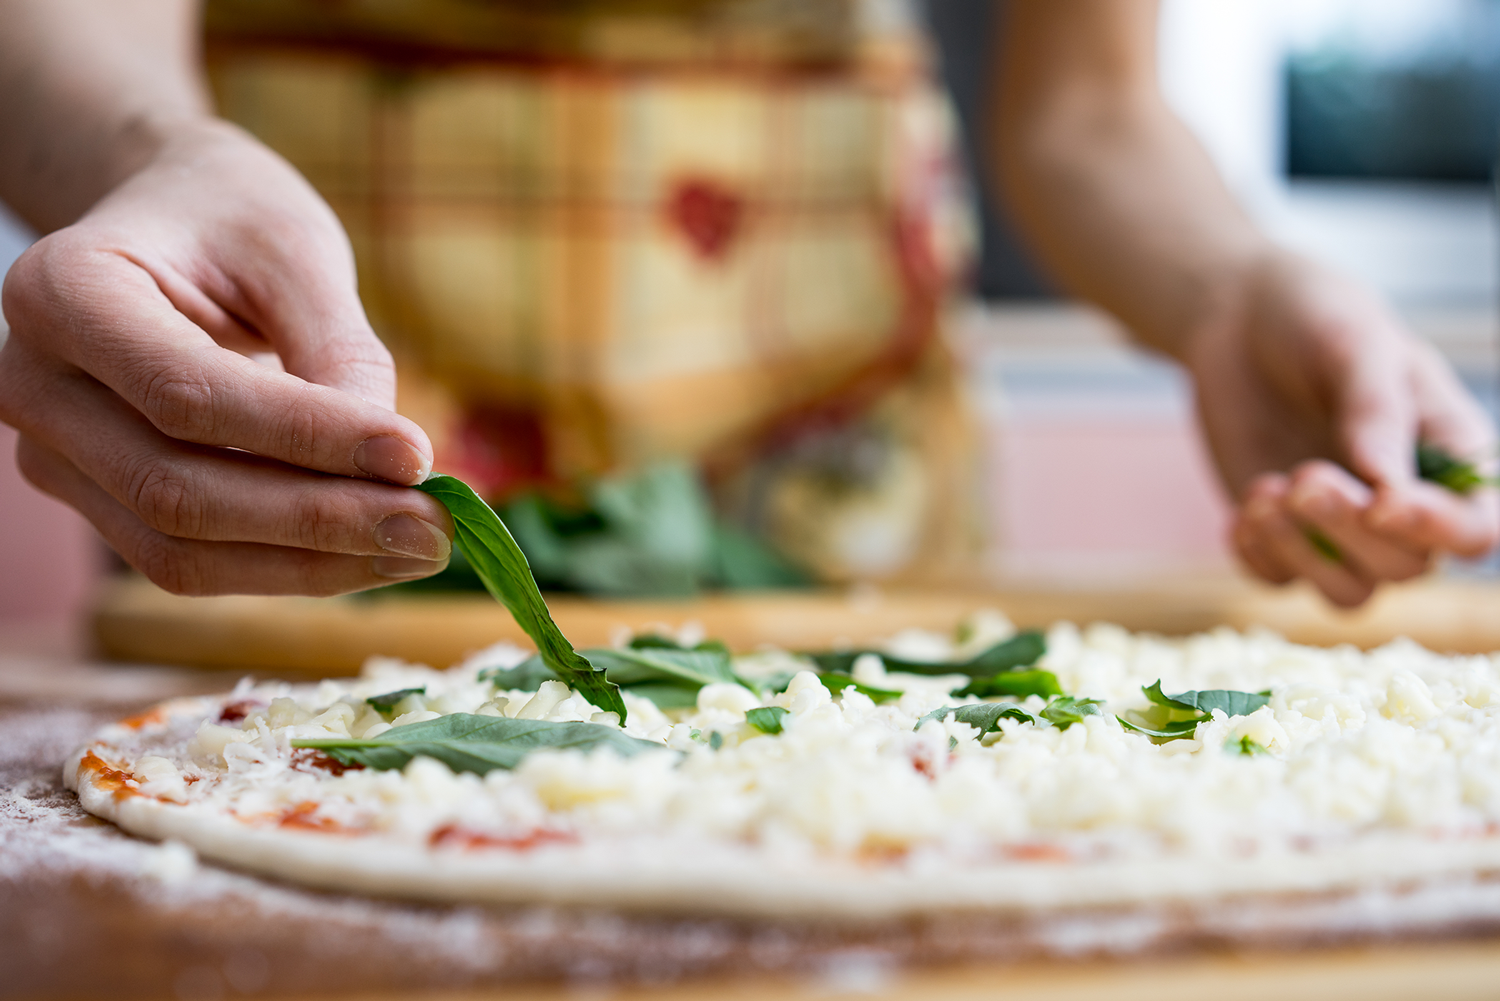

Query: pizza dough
left=68, top=616, right=1500, bottom=919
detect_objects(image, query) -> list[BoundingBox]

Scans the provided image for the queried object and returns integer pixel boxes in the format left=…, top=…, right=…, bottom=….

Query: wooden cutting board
left=92, top=572, right=1500, bottom=676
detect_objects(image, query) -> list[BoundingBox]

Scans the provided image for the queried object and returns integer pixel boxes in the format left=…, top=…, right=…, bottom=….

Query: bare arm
left=989, top=0, right=1497, bottom=605
left=0, top=0, right=453, bottom=595
left=991, top=0, right=1262, bottom=356
left=0, top=0, right=208, bottom=231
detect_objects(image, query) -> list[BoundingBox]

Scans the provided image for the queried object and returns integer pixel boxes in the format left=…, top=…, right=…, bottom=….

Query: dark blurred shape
left=1286, top=5, right=1500, bottom=181
left=505, top=462, right=809, bottom=595
left=921, top=0, right=1056, bottom=299
left=205, top=0, right=859, bottom=67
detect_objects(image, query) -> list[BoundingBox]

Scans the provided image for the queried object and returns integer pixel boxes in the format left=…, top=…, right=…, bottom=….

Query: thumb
left=1339, top=347, right=1416, bottom=489
left=216, top=217, right=432, bottom=481
left=252, top=259, right=398, bottom=411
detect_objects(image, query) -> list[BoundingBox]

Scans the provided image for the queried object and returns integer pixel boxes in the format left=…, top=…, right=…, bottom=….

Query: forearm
left=988, top=0, right=1268, bottom=359
left=0, top=0, right=209, bottom=232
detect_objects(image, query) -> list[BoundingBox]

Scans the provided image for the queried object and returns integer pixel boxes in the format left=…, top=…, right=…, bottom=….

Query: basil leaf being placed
left=808, top=630, right=1047, bottom=680
left=746, top=706, right=789, bottom=734
left=1417, top=442, right=1496, bottom=496
left=366, top=688, right=425, bottom=713
left=953, top=670, right=1063, bottom=700
left=1304, top=527, right=1343, bottom=564
left=416, top=475, right=627, bottom=721
left=292, top=713, right=661, bottom=775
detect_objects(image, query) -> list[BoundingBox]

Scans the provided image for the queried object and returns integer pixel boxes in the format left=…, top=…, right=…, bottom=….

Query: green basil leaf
left=1304, top=527, right=1343, bottom=563
left=954, top=670, right=1063, bottom=700
left=1230, top=735, right=1270, bottom=756
left=1144, top=681, right=1270, bottom=718
left=753, top=670, right=903, bottom=703
left=292, top=713, right=660, bottom=775
left=1039, top=695, right=1105, bottom=730
left=746, top=706, right=789, bottom=734
left=627, top=634, right=685, bottom=650
left=817, top=674, right=904, bottom=703
left=480, top=645, right=744, bottom=711
left=960, top=631, right=1049, bottom=675
left=803, top=651, right=862, bottom=674
left=807, top=631, right=1046, bottom=680
left=915, top=702, right=1037, bottom=736
left=582, top=646, right=741, bottom=690
left=1117, top=716, right=1202, bottom=741
left=479, top=655, right=559, bottom=692
left=416, top=475, right=626, bottom=721
left=627, top=634, right=732, bottom=655
left=365, top=688, right=425, bottom=713
left=619, top=682, right=701, bottom=711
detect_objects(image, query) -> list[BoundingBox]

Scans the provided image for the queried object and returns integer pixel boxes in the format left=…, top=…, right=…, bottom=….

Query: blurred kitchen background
left=1, top=0, right=1497, bottom=631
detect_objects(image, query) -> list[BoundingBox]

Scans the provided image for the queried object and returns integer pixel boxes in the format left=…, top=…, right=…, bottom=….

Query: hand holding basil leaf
left=416, top=474, right=627, bottom=721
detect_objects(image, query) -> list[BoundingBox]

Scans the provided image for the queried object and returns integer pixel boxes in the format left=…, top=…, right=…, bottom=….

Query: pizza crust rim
left=67, top=744, right=1500, bottom=921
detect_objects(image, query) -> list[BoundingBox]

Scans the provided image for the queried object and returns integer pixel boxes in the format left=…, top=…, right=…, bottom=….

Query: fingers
left=1409, top=339, right=1497, bottom=458
left=17, top=449, right=446, bottom=597
left=1335, top=325, right=1417, bottom=489
left=211, top=210, right=399, bottom=407
left=16, top=437, right=448, bottom=597
left=6, top=355, right=453, bottom=558
left=1284, top=461, right=1429, bottom=581
left=1363, top=341, right=1498, bottom=558
left=1369, top=481, right=1500, bottom=559
left=1235, top=472, right=1376, bottom=608
left=3, top=237, right=432, bottom=484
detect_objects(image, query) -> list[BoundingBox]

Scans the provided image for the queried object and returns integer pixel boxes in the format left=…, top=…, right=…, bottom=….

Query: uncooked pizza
left=68, top=611, right=1500, bottom=919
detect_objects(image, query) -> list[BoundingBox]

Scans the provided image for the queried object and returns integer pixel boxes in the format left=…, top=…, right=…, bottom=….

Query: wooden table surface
left=9, top=578, right=1500, bottom=999
left=92, top=572, right=1500, bottom=675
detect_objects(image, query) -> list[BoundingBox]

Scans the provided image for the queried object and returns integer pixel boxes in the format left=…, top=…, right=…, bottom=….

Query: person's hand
left=0, top=119, right=454, bottom=595
left=1185, top=250, right=1498, bottom=607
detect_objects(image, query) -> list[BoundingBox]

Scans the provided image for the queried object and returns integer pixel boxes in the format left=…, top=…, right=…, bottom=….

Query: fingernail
left=375, top=514, right=451, bottom=560
left=354, top=436, right=430, bottom=485
left=373, top=555, right=447, bottom=579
